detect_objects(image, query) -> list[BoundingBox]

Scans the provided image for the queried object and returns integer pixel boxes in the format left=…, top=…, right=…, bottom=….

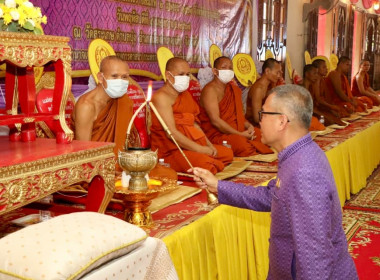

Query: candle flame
left=147, top=80, right=153, bottom=101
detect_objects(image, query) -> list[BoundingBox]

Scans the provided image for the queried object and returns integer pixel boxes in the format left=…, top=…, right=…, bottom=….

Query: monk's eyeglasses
left=258, top=111, right=290, bottom=122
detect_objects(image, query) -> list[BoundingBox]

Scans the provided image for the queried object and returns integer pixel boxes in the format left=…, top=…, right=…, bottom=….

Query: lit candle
left=125, top=81, right=153, bottom=148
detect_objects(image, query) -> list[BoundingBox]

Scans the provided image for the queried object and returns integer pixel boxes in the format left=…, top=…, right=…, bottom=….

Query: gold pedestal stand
left=117, top=149, right=158, bottom=227
left=114, top=189, right=159, bottom=227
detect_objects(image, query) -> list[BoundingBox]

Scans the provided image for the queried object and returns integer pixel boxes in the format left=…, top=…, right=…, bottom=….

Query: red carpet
left=343, top=209, right=380, bottom=279
left=344, top=175, right=380, bottom=213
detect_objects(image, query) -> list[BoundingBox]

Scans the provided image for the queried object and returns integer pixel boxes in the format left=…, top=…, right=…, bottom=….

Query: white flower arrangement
left=0, top=0, right=47, bottom=34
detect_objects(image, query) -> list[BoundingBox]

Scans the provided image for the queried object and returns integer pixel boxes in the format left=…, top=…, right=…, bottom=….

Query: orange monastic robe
left=150, top=91, right=233, bottom=174
left=199, top=82, right=272, bottom=156
left=326, top=71, right=366, bottom=112
left=351, top=72, right=378, bottom=107
left=307, top=84, right=326, bottom=131
left=91, top=94, right=133, bottom=155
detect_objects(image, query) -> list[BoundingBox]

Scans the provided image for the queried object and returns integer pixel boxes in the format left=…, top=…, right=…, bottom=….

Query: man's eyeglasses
left=258, top=111, right=290, bottom=122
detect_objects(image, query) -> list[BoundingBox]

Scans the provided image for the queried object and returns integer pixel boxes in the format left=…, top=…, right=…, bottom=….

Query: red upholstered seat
left=188, top=79, right=201, bottom=106
left=35, top=88, right=75, bottom=138
left=127, top=83, right=150, bottom=148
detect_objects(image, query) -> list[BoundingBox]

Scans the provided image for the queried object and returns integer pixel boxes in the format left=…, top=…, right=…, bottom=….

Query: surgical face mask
left=101, top=74, right=129, bottom=99
left=217, top=69, right=235, bottom=84
left=168, top=72, right=190, bottom=92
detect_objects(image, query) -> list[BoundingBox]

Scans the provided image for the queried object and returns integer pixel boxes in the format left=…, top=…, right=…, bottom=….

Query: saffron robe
left=199, top=82, right=272, bottom=156
left=326, top=72, right=366, bottom=112
left=91, top=94, right=133, bottom=155
left=351, top=72, right=378, bottom=107
left=150, top=91, right=233, bottom=175
left=218, top=134, right=358, bottom=280
left=306, top=84, right=330, bottom=129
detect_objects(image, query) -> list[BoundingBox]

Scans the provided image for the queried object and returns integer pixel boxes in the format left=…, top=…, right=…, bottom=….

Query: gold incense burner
left=118, top=149, right=157, bottom=191
left=116, top=149, right=159, bottom=227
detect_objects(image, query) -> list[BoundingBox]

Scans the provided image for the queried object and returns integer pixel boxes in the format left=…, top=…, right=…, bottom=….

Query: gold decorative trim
left=0, top=144, right=114, bottom=179
left=0, top=144, right=115, bottom=214
left=23, top=117, right=35, bottom=123
left=0, top=32, right=71, bottom=68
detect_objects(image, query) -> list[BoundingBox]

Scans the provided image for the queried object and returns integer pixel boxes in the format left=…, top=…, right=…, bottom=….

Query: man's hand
left=189, top=167, right=218, bottom=193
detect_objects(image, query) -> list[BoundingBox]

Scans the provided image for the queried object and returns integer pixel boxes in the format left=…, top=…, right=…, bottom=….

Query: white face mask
left=101, top=74, right=129, bottom=99
left=168, top=72, right=190, bottom=93
left=217, top=69, right=235, bottom=84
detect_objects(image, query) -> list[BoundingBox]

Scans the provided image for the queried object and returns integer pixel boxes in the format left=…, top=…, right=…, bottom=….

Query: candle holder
left=116, top=148, right=159, bottom=227
left=116, top=81, right=177, bottom=227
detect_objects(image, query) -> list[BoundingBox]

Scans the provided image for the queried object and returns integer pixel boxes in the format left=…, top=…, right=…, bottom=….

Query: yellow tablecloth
left=163, top=120, right=380, bottom=280
left=326, top=120, right=380, bottom=205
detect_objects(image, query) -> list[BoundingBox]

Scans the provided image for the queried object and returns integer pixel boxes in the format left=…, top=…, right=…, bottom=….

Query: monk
left=73, top=55, right=133, bottom=155
left=302, top=64, right=345, bottom=127
left=246, top=58, right=282, bottom=126
left=312, top=59, right=350, bottom=119
left=199, top=56, right=272, bottom=156
left=150, top=57, right=233, bottom=174
left=326, top=56, right=366, bottom=113
left=351, top=59, right=380, bottom=107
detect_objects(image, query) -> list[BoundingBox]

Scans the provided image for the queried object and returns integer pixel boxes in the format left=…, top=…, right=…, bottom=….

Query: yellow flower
left=3, top=13, right=12, bottom=25
left=18, top=11, right=26, bottom=26
left=15, top=0, right=25, bottom=6
left=41, top=15, right=47, bottom=24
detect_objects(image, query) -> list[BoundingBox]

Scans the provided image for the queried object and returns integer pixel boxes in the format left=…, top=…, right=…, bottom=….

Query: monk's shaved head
left=262, top=58, right=279, bottom=73
left=312, top=59, right=325, bottom=68
left=99, top=55, right=127, bottom=72
left=303, top=64, right=317, bottom=78
left=269, top=84, right=313, bottom=129
left=338, top=56, right=350, bottom=65
left=166, top=57, right=188, bottom=72
left=214, top=56, right=231, bottom=69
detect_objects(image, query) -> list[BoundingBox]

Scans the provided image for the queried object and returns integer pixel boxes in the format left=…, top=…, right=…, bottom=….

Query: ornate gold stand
left=117, top=149, right=158, bottom=227
left=114, top=189, right=159, bottom=227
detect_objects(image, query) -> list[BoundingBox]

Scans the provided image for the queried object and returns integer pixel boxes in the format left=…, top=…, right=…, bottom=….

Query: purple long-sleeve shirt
left=218, top=134, right=358, bottom=280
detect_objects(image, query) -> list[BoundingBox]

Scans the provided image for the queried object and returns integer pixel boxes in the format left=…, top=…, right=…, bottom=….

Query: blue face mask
left=101, top=73, right=129, bottom=98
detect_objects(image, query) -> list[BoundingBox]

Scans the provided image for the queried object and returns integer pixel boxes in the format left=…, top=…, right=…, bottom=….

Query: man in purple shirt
left=192, top=84, right=358, bottom=279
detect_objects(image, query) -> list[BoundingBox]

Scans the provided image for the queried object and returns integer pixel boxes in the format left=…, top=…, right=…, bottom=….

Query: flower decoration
left=0, top=0, right=47, bottom=34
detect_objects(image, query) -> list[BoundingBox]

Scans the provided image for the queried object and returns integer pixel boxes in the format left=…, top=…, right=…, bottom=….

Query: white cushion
left=0, top=212, right=147, bottom=280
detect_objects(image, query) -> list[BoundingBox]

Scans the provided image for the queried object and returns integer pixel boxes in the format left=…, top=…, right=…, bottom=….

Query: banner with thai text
left=33, top=0, right=252, bottom=75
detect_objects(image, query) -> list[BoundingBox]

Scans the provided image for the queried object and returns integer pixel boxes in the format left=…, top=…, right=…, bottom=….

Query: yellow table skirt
left=163, top=205, right=271, bottom=280
left=326, top=120, right=380, bottom=205
left=164, top=120, right=380, bottom=280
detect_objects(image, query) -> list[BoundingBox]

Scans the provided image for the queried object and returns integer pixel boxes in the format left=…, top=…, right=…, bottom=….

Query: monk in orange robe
left=199, top=56, right=272, bottom=156
left=351, top=59, right=380, bottom=107
left=73, top=55, right=133, bottom=155
left=325, top=56, right=366, bottom=113
left=246, top=58, right=282, bottom=126
left=303, top=64, right=345, bottom=127
left=150, top=57, right=233, bottom=174
left=312, top=59, right=350, bottom=120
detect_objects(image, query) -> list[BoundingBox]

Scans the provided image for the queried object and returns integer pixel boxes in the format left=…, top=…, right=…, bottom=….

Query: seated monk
left=73, top=56, right=177, bottom=181
left=326, top=56, right=366, bottom=113
left=302, top=64, right=345, bottom=127
left=246, top=58, right=282, bottom=126
left=73, top=55, right=133, bottom=155
left=312, top=59, right=350, bottom=119
left=150, top=57, right=233, bottom=174
left=199, top=56, right=272, bottom=156
left=351, top=59, right=380, bottom=107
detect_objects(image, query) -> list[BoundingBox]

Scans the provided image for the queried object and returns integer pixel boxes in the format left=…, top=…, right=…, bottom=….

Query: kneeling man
left=192, top=84, right=358, bottom=280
